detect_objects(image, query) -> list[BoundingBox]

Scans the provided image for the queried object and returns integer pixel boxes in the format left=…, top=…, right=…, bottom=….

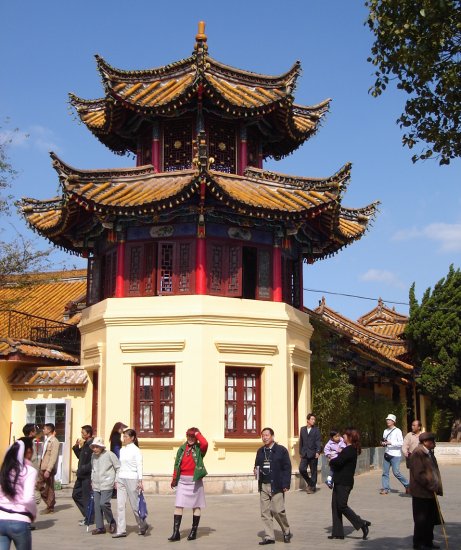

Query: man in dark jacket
left=254, top=428, right=292, bottom=545
left=298, top=413, right=322, bottom=493
left=409, top=432, right=443, bottom=550
left=72, top=424, right=94, bottom=525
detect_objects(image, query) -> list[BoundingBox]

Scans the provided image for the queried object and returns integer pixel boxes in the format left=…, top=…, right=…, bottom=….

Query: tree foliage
left=0, top=124, right=50, bottom=302
left=406, top=265, right=461, bottom=415
left=366, top=0, right=461, bottom=164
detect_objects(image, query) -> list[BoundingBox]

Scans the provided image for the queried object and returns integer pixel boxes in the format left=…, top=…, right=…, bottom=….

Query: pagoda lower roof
left=20, top=154, right=377, bottom=259
left=69, top=50, right=330, bottom=158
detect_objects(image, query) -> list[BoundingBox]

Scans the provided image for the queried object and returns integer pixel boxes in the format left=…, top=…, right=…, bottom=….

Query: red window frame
left=102, top=248, right=117, bottom=299
left=225, top=367, right=260, bottom=438
left=134, top=366, right=175, bottom=438
left=157, top=240, right=195, bottom=295
left=125, top=242, right=157, bottom=297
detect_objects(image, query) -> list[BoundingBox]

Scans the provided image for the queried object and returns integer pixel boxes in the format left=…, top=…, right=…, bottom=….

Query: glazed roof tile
left=310, top=298, right=411, bottom=373
left=0, top=338, right=79, bottom=364
left=8, top=365, right=87, bottom=387
left=0, top=270, right=87, bottom=321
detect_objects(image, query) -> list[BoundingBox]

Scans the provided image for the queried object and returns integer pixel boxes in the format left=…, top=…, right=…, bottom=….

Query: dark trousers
left=299, top=456, right=318, bottom=488
left=412, top=497, right=439, bottom=547
left=94, top=490, right=115, bottom=530
left=37, top=470, right=56, bottom=510
left=331, top=484, right=363, bottom=537
left=72, top=477, right=92, bottom=519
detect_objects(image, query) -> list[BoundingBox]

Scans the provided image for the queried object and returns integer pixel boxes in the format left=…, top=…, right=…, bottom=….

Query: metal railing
left=0, top=309, right=80, bottom=355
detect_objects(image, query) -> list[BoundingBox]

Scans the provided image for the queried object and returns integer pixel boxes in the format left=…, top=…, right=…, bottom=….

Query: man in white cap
left=380, top=414, right=409, bottom=495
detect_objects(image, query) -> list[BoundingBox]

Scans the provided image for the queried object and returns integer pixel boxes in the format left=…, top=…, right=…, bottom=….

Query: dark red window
left=102, top=248, right=117, bottom=299
left=208, top=117, right=236, bottom=173
left=157, top=241, right=195, bottom=295
left=163, top=118, right=193, bottom=171
left=125, top=243, right=157, bottom=297
left=135, top=367, right=175, bottom=438
left=225, top=368, right=260, bottom=437
left=207, top=242, right=242, bottom=297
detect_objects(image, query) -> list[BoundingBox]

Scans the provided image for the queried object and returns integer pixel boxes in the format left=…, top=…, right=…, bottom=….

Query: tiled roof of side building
left=307, top=297, right=412, bottom=373
left=0, top=339, right=79, bottom=364
left=0, top=269, right=87, bottom=324
left=8, top=365, right=87, bottom=387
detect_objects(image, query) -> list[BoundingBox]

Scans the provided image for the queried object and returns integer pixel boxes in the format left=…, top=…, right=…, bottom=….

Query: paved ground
left=32, top=465, right=460, bottom=550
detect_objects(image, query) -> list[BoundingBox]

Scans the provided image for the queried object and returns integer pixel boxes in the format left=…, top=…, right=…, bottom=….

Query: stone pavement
left=32, top=465, right=460, bottom=550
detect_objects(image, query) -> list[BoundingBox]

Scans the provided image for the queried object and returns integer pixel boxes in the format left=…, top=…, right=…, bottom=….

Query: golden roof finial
left=196, top=21, right=207, bottom=43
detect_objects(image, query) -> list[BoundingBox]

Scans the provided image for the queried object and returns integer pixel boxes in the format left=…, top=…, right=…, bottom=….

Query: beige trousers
left=260, top=483, right=290, bottom=541
left=116, top=478, right=147, bottom=534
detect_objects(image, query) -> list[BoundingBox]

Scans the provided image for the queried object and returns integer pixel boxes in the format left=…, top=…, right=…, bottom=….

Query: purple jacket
left=324, top=437, right=346, bottom=459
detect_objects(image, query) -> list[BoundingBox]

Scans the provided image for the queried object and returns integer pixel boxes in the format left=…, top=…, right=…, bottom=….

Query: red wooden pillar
left=257, top=142, right=263, bottom=170
left=152, top=121, right=161, bottom=172
left=115, top=240, right=126, bottom=298
left=239, top=127, right=247, bottom=175
left=272, top=244, right=282, bottom=302
left=196, top=236, right=206, bottom=294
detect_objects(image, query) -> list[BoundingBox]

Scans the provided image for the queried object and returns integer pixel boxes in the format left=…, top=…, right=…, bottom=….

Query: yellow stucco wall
left=0, top=361, right=15, bottom=454
left=79, top=295, right=313, bottom=477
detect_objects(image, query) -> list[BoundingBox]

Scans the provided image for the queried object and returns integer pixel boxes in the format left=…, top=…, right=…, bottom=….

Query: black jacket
left=299, top=425, right=322, bottom=459
left=330, top=445, right=357, bottom=487
left=72, top=438, right=94, bottom=479
left=255, top=442, right=292, bottom=494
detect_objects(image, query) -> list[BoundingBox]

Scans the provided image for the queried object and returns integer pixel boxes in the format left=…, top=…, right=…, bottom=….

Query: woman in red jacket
left=168, top=428, right=208, bottom=542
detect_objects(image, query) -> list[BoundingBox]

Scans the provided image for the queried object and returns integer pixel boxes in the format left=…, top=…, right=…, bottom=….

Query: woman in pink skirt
left=168, top=428, right=208, bottom=541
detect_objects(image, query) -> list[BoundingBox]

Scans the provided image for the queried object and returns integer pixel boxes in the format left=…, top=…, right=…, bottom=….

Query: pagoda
left=20, top=23, right=378, bottom=491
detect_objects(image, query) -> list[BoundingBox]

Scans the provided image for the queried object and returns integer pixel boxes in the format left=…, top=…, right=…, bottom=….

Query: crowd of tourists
left=0, top=414, right=444, bottom=549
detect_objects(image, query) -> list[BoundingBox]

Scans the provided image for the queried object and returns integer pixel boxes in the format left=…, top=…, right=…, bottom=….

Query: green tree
left=366, top=0, right=461, bottom=164
left=406, top=265, right=461, bottom=436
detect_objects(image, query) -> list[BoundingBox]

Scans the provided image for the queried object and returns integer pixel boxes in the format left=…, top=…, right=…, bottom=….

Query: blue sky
left=1, top=1, right=459, bottom=320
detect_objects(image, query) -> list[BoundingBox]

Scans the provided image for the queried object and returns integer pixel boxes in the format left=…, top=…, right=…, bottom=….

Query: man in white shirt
left=380, top=414, right=409, bottom=495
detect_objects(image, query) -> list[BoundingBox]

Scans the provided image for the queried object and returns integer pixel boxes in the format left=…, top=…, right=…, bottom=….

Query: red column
left=196, top=236, right=206, bottom=294
left=272, top=245, right=282, bottom=302
left=152, top=122, right=160, bottom=172
left=115, top=240, right=126, bottom=298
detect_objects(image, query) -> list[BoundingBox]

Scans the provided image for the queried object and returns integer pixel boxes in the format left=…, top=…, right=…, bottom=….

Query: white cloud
left=393, top=223, right=461, bottom=253
left=360, top=269, right=405, bottom=289
left=0, top=125, right=61, bottom=153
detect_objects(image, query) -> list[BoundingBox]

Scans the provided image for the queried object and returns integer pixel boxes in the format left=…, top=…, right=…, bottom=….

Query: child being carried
left=324, top=428, right=346, bottom=489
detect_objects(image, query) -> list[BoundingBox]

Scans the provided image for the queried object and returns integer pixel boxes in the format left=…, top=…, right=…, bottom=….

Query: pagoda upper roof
left=69, top=24, right=330, bottom=158
left=309, top=297, right=412, bottom=373
left=20, top=154, right=377, bottom=260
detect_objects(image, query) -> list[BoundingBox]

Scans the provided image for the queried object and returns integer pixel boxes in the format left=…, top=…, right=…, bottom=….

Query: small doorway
left=242, top=247, right=257, bottom=299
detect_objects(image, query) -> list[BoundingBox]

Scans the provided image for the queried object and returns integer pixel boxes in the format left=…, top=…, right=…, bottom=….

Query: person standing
left=112, top=428, right=148, bottom=538
left=409, top=432, right=443, bottom=550
left=90, top=437, right=120, bottom=535
left=109, top=422, right=128, bottom=459
left=380, top=413, right=409, bottom=495
left=402, top=420, right=423, bottom=469
left=37, top=423, right=59, bottom=514
left=328, top=428, right=371, bottom=541
left=0, top=438, right=37, bottom=550
left=72, top=425, right=94, bottom=526
left=21, top=425, right=41, bottom=530
left=298, top=413, right=322, bottom=494
left=168, top=427, right=208, bottom=542
left=254, top=427, right=292, bottom=545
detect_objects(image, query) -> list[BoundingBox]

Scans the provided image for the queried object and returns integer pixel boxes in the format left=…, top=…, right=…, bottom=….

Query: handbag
left=138, top=490, right=148, bottom=520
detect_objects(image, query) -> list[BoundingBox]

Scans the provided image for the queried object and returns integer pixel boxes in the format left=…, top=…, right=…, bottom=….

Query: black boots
left=187, top=515, right=200, bottom=541
left=168, top=514, right=182, bottom=542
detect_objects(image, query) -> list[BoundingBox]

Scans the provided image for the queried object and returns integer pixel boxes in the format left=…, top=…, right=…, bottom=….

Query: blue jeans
left=382, top=454, right=408, bottom=491
left=0, top=519, right=32, bottom=550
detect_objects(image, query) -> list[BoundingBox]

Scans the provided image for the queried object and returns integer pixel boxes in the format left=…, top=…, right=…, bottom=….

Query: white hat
left=386, top=414, right=396, bottom=422
left=90, top=436, right=106, bottom=449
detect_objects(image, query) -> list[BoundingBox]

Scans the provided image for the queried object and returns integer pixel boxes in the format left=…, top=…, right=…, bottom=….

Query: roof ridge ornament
left=195, top=21, right=207, bottom=46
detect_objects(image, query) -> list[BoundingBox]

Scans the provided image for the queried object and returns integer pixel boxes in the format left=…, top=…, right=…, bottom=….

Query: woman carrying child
left=324, top=428, right=346, bottom=489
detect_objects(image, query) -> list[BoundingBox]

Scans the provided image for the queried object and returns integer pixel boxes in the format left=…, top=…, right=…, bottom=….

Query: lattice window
left=102, top=249, right=117, bottom=299
left=159, top=243, right=174, bottom=294
left=209, top=244, right=223, bottom=293
left=227, top=246, right=242, bottom=295
left=87, top=257, right=101, bottom=305
left=225, top=368, right=260, bottom=437
left=128, top=245, right=142, bottom=295
left=257, top=248, right=271, bottom=300
left=208, top=118, right=236, bottom=173
left=135, top=367, right=175, bottom=437
left=144, top=244, right=155, bottom=295
left=178, top=243, right=192, bottom=293
left=163, top=119, right=193, bottom=171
